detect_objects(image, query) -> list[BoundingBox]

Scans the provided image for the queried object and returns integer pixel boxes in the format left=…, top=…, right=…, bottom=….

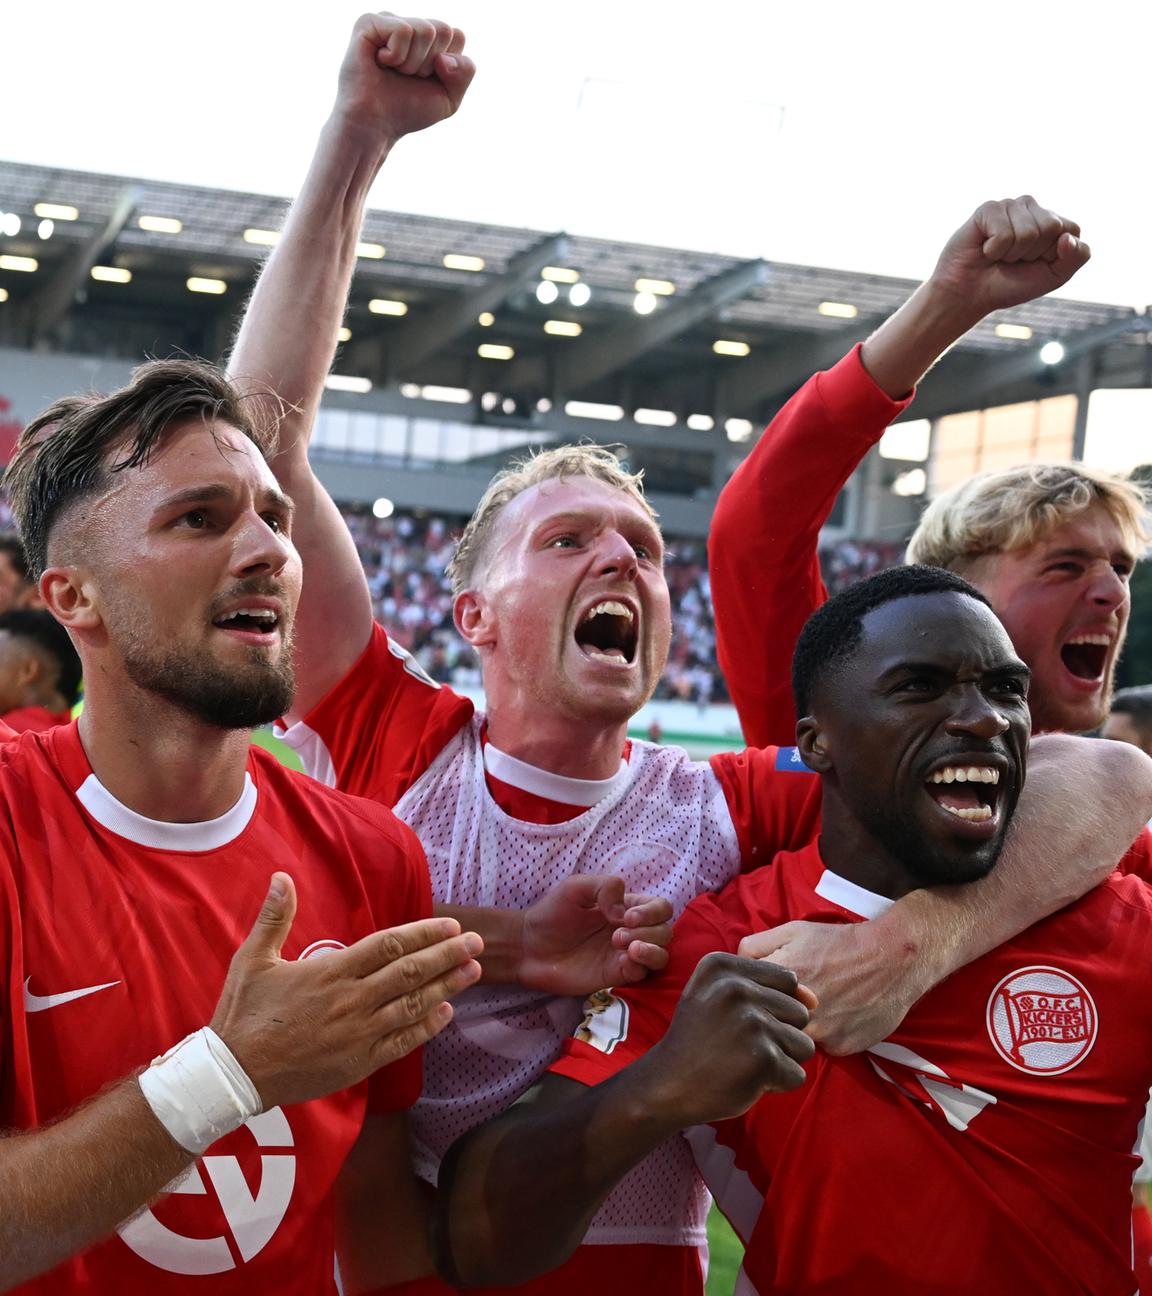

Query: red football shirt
left=555, top=841, right=1152, bottom=1294
left=2, top=705, right=70, bottom=734
left=1, top=722, right=431, bottom=1295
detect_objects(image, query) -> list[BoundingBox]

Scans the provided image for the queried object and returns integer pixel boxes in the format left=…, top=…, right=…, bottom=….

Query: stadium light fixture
left=37, top=219, right=54, bottom=240
left=0, top=214, right=20, bottom=237
left=725, top=417, right=754, bottom=442
left=420, top=385, right=472, bottom=404
left=478, top=311, right=495, bottom=327
left=478, top=343, right=514, bottom=360
left=445, top=253, right=485, bottom=272
left=892, top=468, right=927, bottom=497
left=34, top=202, right=78, bottom=221
left=187, top=276, right=227, bottom=294
left=356, top=242, right=386, bottom=259
left=565, top=400, right=625, bottom=421
left=687, top=413, right=714, bottom=432
left=91, top=265, right=132, bottom=284
left=138, top=215, right=183, bottom=234
left=400, top=383, right=421, bottom=398
left=369, top=298, right=408, bottom=316
left=713, top=339, right=751, bottom=357
left=337, top=326, right=352, bottom=342
left=634, top=408, right=677, bottom=427
left=994, top=322, right=1033, bottom=340
left=635, top=277, right=675, bottom=296
left=324, top=374, right=373, bottom=393
left=501, top=398, right=517, bottom=415
left=244, top=228, right=281, bottom=247
left=542, top=266, right=580, bottom=284
left=543, top=320, right=582, bottom=337
left=481, top=391, right=500, bottom=411
left=536, top=397, right=553, bottom=413
left=818, top=301, right=858, bottom=319
left=536, top=280, right=559, bottom=305
left=0, top=288, right=8, bottom=303
left=568, top=283, right=591, bottom=307
left=633, top=291, right=658, bottom=316
left=372, top=497, right=395, bottom=519
left=1039, top=340, right=1065, bottom=365
left=0, top=255, right=38, bottom=272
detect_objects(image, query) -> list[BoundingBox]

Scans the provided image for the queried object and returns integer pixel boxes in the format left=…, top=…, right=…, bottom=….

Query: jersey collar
left=483, top=740, right=631, bottom=808
left=814, top=867, right=894, bottom=920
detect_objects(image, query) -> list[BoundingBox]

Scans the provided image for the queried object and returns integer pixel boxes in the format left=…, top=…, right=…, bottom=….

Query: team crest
left=986, top=965, right=1097, bottom=1076
left=574, top=989, right=630, bottom=1055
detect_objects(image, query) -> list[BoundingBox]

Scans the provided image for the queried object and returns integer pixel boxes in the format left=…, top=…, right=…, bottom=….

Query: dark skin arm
left=433, top=955, right=815, bottom=1288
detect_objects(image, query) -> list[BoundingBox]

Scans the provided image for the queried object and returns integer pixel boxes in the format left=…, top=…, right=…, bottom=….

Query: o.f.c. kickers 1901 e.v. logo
left=986, top=965, right=1098, bottom=1076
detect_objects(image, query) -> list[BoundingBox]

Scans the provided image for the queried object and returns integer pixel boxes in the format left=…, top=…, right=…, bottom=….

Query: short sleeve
left=277, top=621, right=473, bottom=805
left=709, top=746, right=823, bottom=869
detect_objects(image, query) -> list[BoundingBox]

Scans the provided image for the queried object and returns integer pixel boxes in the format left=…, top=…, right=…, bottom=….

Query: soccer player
left=0, top=533, right=41, bottom=612
left=1103, top=685, right=1152, bottom=757
left=229, top=15, right=1152, bottom=1291
left=434, top=566, right=1152, bottom=1295
left=0, top=607, right=82, bottom=732
left=0, top=359, right=492, bottom=1293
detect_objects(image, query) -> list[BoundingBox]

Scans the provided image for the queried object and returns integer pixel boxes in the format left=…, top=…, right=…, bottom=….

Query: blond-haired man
left=228, top=24, right=1151, bottom=1291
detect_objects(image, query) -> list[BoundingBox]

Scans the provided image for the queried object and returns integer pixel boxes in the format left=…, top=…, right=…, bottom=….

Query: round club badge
left=986, top=965, right=1097, bottom=1076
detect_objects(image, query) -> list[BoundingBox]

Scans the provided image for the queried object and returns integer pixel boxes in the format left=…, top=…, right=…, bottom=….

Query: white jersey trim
left=814, top=868, right=893, bottom=920
left=483, top=741, right=631, bottom=807
left=274, top=719, right=338, bottom=789
left=76, top=771, right=258, bottom=851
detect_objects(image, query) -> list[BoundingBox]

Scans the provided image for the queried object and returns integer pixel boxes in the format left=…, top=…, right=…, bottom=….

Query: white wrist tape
left=137, top=1027, right=263, bottom=1155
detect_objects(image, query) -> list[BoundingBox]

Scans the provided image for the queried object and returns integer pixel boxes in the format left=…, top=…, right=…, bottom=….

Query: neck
left=816, top=793, right=920, bottom=902
left=77, top=679, right=252, bottom=823
left=484, top=708, right=629, bottom=780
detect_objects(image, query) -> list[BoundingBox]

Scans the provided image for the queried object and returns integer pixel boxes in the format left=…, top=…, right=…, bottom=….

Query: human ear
left=40, top=567, right=102, bottom=633
left=454, top=589, right=496, bottom=649
left=796, top=716, right=833, bottom=774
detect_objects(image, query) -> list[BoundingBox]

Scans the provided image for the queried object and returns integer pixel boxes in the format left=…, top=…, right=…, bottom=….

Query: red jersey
left=2, top=705, right=70, bottom=734
left=555, top=841, right=1152, bottom=1294
left=1, top=722, right=431, bottom=1295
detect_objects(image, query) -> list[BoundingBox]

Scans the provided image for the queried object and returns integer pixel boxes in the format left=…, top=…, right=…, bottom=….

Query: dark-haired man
left=435, top=567, right=1152, bottom=1295
left=0, top=607, right=82, bottom=732
left=0, top=533, right=41, bottom=613
left=1104, top=686, right=1152, bottom=757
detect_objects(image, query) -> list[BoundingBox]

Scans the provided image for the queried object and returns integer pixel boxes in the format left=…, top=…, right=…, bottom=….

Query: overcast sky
left=4, top=0, right=1150, bottom=306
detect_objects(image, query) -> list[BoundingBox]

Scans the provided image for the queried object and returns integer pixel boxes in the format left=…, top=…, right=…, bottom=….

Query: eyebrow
left=535, top=509, right=663, bottom=543
left=153, top=483, right=295, bottom=517
left=1043, top=544, right=1136, bottom=566
left=878, top=658, right=1032, bottom=683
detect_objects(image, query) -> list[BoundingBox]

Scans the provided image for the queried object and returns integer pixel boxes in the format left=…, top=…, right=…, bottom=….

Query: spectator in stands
left=1102, top=685, right=1152, bottom=756
left=0, top=608, right=82, bottom=732
left=0, top=534, right=42, bottom=612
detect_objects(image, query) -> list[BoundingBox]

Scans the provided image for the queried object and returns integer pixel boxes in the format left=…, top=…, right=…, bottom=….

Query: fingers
left=359, top=929, right=484, bottom=1005
left=593, top=875, right=627, bottom=923
left=620, top=893, right=674, bottom=930
left=371, top=953, right=482, bottom=1038
left=434, top=52, right=476, bottom=109
left=341, top=915, right=465, bottom=978
left=612, top=939, right=670, bottom=982
left=736, top=921, right=798, bottom=962
left=237, top=873, right=297, bottom=963
left=977, top=195, right=1081, bottom=267
left=369, top=15, right=465, bottom=78
left=369, top=999, right=456, bottom=1068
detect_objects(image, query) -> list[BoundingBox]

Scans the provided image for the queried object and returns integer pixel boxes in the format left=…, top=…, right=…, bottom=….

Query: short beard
left=123, top=640, right=295, bottom=729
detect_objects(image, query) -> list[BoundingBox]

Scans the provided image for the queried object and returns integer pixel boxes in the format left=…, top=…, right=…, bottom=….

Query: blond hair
left=447, top=444, right=657, bottom=593
left=906, top=462, right=1149, bottom=571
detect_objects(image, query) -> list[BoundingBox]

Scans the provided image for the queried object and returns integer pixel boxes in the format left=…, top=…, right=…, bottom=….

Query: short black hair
left=1110, top=686, right=1152, bottom=733
left=0, top=608, right=83, bottom=706
left=792, top=565, right=994, bottom=716
left=3, top=359, right=274, bottom=579
left=0, top=534, right=31, bottom=584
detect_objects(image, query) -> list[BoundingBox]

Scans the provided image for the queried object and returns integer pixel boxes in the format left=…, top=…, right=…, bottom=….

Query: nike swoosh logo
left=24, top=977, right=121, bottom=1013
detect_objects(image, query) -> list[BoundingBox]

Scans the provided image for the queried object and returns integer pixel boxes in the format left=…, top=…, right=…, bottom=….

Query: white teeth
left=218, top=607, right=277, bottom=623
left=584, top=647, right=626, bottom=661
left=1067, top=634, right=1110, bottom=646
left=929, top=766, right=1000, bottom=785
left=584, top=600, right=634, bottom=623
left=943, top=804, right=993, bottom=822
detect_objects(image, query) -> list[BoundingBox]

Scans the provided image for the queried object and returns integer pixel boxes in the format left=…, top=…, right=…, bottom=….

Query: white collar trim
left=814, top=868, right=894, bottom=920
left=76, top=771, right=257, bottom=851
left=483, top=742, right=631, bottom=807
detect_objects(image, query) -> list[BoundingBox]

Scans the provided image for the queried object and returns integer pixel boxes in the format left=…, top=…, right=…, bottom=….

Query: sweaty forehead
left=105, top=419, right=272, bottom=504
left=859, top=592, right=1016, bottom=668
left=495, top=476, right=658, bottom=541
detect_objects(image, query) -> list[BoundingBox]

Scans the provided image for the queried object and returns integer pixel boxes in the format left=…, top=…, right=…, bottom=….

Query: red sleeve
left=710, top=745, right=823, bottom=869
left=709, top=345, right=913, bottom=749
left=279, top=621, right=474, bottom=805
left=551, top=899, right=738, bottom=1087
left=1119, top=825, right=1152, bottom=883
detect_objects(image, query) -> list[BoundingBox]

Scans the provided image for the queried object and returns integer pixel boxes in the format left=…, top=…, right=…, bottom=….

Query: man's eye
left=181, top=510, right=207, bottom=529
left=991, top=677, right=1028, bottom=697
left=897, top=677, right=933, bottom=693
left=264, top=514, right=283, bottom=534
left=549, top=535, right=577, bottom=549
left=633, top=544, right=651, bottom=561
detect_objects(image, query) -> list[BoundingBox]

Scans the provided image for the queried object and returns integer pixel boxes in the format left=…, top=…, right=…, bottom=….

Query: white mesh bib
left=396, top=714, right=743, bottom=1245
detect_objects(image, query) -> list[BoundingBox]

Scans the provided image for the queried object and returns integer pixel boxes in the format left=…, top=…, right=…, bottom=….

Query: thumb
left=240, top=872, right=297, bottom=963
left=595, top=875, right=627, bottom=923
left=1053, top=231, right=1091, bottom=281
left=434, top=52, right=476, bottom=110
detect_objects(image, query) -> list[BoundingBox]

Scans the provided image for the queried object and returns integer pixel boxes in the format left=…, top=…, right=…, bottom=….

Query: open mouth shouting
left=924, top=759, right=1007, bottom=839
left=211, top=599, right=284, bottom=647
left=1059, top=632, right=1111, bottom=686
left=574, top=599, right=639, bottom=665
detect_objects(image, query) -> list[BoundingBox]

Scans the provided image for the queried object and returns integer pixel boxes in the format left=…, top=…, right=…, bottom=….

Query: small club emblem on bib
left=986, top=965, right=1097, bottom=1076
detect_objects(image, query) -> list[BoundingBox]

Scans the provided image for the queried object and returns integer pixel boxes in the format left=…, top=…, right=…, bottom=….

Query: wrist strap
left=137, top=1027, right=262, bottom=1154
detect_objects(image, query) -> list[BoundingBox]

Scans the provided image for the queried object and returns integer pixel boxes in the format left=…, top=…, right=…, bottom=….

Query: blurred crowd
left=338, top=504, right=905, bottom=706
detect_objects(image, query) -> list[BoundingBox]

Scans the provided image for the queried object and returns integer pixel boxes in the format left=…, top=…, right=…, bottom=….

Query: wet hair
left=446, top=443, right=656, bottom=594
left=906, top=462, right=1148, bottom=571
left=0, top=607, right=83, bottom=706
left=0, top=534, right=31, bottom=584
left=1109, top=686, right=1152, bottom=745
left=792, top=565, right=993, bottom=716
left=4, top=359, right=274, bottom=578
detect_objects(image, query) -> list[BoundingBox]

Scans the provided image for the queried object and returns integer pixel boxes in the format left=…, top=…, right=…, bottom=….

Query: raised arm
left=741, top=733, right=1152, bottom=1054
left=710, top=196, right=1089, bottom=747
left=0, top=875, right=481, bottom=1289
left=228, top=13, right=475, bottom=719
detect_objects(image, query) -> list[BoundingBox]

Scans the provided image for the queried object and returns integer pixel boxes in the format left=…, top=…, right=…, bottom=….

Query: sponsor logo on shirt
left=774, top=746, right=814, bottom=772
left=986, top=965, right=1098, bottom=1076
left=574, top=989, right=630, bottom=1055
